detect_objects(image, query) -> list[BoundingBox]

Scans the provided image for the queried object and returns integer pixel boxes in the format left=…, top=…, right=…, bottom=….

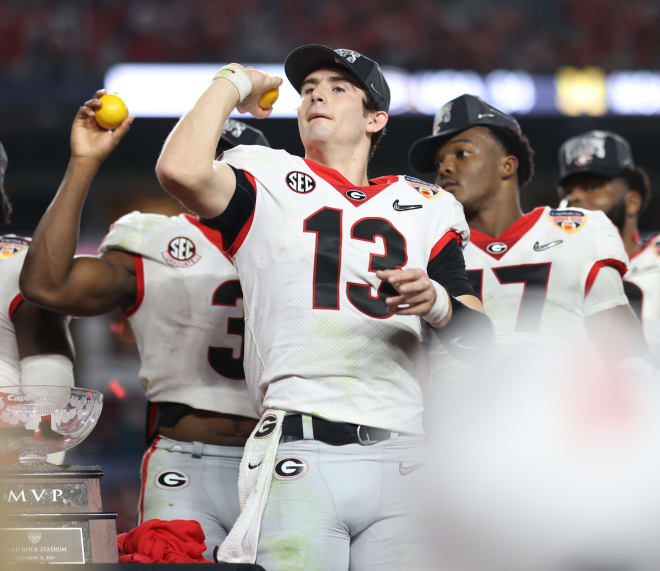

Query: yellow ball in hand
left=258, top=88, right=279, bottom=110
left=95, top=94, right=129, bottom=130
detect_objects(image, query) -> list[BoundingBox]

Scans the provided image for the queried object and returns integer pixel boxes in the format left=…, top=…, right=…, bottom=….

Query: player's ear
left=501, top=154, right=518, bottom=182
left=366, top=111, right=388, bottom=135
left=624, top=189, right=642, bottom=217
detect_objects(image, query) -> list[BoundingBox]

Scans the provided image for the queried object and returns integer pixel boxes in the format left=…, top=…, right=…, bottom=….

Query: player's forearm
left=156, top=79, right=238, bottom=207
left=20, top=157, right=99, bottom=306
left=586, top=305, right=650, bottom=362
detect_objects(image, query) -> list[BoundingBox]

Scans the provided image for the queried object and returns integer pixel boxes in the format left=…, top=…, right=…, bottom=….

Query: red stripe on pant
left=137, top=435, right=161, bottom=524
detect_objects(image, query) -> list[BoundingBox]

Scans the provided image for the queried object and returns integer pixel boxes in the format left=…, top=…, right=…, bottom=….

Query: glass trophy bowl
left=0, top=385, right=103, bottom=465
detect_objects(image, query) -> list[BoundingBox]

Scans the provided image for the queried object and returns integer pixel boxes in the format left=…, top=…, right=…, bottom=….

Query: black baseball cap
left=408, top=94, right=522, bottom=173
left=558, top=130, right=634, bottom=182
left=284, top=44, right=390, bottom=112
left=220, top=119, right=270, bottom=150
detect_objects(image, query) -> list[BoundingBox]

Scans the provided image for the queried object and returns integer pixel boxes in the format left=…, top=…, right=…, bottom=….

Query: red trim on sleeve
left=183, top=214, right=226, bottom=254
left=8, top=293, right=24, bottom=320
left=584, top=258, right=628, bottom=296
left=123, top=255, right=145, bottom=317
left=429, top=230, right=462, bottom=262
left=226, top=171, right=257, bottom=257
left=137, top=435, right=161, bottom=524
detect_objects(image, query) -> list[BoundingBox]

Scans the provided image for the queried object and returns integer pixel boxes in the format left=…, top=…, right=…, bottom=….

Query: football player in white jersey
left=19, top=94, right=267, bottom=558
left=558, top=131, right=660, bottom=363
left=0, top=140, right=74, bottom=465
left=409, top=94, right=649, bottom=363
left=408, top=95, right=657, bottom=571
left=156, top=46, right=491, bottom=569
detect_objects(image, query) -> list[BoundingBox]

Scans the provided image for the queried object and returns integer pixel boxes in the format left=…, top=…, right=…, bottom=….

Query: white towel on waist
left=218, top=409, right=284, bottom=563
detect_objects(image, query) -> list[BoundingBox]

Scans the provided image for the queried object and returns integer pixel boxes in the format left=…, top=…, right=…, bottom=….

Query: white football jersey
left=99, top=212, right=257, bottom=419
left=625, top=233, right=660, bottom=361
left=465, top=206, right=629, bottom=347
left=0, top=235, right=30, bottom=385
left=219, top=145, right=469, bottom=435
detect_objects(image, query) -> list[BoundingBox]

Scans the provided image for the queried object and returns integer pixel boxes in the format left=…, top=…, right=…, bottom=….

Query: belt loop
left=192, top=441, right=204, bottom=458
left=301, top=415, right=314, bottom=440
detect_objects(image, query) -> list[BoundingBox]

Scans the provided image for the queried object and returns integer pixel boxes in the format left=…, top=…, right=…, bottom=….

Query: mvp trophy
left=0, top=385, right=117, bottom=564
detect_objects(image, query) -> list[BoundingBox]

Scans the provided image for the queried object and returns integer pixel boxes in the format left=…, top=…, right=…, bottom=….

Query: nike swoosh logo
left=248, top=462, right=262, bottom=470
left=533, top=240, right=563, bottom=252
left=393, top=199, right=422, bottom=211
left=399, top=462, right=424, bottom=476
left=477, top=113, right=495, bottom=119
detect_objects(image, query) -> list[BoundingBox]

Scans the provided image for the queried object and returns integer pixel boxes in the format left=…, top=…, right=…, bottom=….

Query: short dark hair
left=620, top=165, right=652, bottom=214
left=363, top=90, right=386, bottom=160
left=488, top=127, right=535, bottom=187
left=0, top=141, right=10, bottom=225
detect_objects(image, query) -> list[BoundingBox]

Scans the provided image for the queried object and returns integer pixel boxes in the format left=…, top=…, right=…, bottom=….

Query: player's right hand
left=236, top=66, right=283, bottom=119
left=71, top=89, right=134, bottom=163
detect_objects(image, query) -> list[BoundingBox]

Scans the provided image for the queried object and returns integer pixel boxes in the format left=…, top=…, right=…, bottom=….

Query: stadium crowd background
left=2, top=0, right=659, bottom=532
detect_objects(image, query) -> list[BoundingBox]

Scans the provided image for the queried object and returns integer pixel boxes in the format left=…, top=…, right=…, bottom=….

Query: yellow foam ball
left=95, top=94, right=129, bottom=130
left=258, top=88, right=279, bottom=110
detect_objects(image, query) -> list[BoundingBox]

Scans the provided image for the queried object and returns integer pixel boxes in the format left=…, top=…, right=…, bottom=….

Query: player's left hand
left=70, top=89, right=134, bottom=163
left=377, top=268, right=438, bottom=316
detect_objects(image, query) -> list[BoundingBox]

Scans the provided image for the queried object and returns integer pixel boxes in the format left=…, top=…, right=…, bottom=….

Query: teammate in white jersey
left=156, top=46, right=491, bottom=569
left=0, top=140, right=74, bottom=464
left=19, top=93, right=267, bottom=558
left=409, top=94, right=648, bottom=362
left=557, top=130, right=660, bottom=362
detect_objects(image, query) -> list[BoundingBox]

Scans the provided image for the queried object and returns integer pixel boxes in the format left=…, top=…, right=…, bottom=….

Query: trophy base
left=0, top=512, right=118, bottom=564
left=0, top=464, right=118, bottom=563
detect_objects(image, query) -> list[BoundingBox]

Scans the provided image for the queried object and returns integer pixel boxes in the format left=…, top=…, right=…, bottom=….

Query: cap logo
left=223, top=119, right=246, bottom=138
left=433, top=102, right=453, bottom=133
left=573, top=153, right=593, bottom=167
left=563, top=136, right=606, bottom=166
left=334, top=48, right=361, bottom=63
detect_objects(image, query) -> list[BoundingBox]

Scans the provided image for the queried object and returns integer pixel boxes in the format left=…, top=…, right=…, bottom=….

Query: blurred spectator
left=3, top=0, right=660, bottom=83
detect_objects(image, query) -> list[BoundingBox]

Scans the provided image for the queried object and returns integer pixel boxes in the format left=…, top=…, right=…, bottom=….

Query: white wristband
left=423, top=280, right=451, bottom=327
left=212, top=64, right=253, bottom=104
left=20, top=354, right=74, bottom=388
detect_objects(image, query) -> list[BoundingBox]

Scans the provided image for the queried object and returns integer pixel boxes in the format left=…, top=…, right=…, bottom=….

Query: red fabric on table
left=117, top=519, right=212, bottom=563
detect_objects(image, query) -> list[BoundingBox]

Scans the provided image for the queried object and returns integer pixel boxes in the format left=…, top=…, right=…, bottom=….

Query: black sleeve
left=200, top=166, right=256, bottom=250
left=426, top=238, right=494, bottom=360
left=426, top=238, right=477, bottom=298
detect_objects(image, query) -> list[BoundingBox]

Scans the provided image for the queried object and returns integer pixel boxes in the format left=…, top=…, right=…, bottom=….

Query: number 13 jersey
left=464, top=206, right=629, bottom=348
left=206, top=145, right=469, bottom=435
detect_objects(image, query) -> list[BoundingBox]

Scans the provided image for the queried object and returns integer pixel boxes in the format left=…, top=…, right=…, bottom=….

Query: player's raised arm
left=155, top=65, right=282, bottom=218
left=20, top=91, right=137, bottom=316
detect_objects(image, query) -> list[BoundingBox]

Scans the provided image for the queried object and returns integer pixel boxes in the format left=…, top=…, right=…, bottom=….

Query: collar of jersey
left=469, top=206, right=545, bottom=260
left=303, top=158, right=399, bottom=206
left=629, top=232, right=660, bottom=261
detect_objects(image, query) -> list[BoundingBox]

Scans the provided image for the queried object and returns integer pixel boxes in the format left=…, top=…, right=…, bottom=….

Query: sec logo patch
left=286, top=171, right=316, bottom=194
left=155, top=469, right=189, bottom=490
left=161, top=236, right=201, bottom=268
